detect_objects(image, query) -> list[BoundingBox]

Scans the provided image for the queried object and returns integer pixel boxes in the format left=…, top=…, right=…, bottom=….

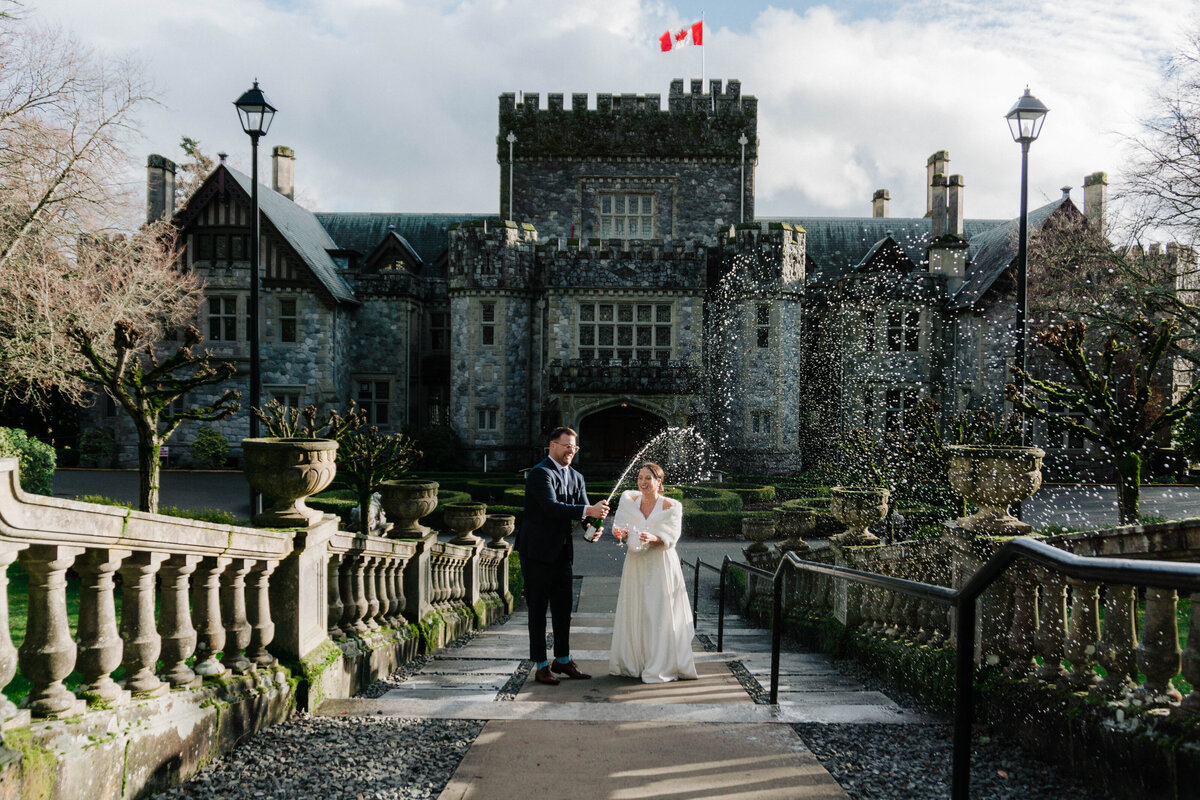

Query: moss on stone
left=4, top=727, right=58, bottom=800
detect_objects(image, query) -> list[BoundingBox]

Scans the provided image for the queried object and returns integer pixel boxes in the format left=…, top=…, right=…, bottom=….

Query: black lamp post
left=235, top=81, right=276, bottom=518
left=234, top=81, right=276, bottom=442
left=1004, top=87, right=1049, bottom=397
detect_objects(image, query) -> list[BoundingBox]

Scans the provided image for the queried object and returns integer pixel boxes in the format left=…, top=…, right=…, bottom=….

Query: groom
left=517, top=426, right=609, bottom=685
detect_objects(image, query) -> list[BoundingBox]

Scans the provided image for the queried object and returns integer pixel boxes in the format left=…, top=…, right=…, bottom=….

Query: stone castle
left=97, top=78, right=1116, bottom=477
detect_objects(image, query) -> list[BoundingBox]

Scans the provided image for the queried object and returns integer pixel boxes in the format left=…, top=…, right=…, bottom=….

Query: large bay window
left=578, top=301, right=672, bottom=363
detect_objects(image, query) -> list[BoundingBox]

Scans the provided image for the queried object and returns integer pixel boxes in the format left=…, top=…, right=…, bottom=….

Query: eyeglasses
left=551, top=442, right=580, bottom=452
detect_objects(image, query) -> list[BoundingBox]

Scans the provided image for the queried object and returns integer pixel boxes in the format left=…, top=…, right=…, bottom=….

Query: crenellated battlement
left=497, top=79, right=757, bottom=161
left=447, top=219, right=538, bottom=291
left=715, top=221, right=807, bottom=289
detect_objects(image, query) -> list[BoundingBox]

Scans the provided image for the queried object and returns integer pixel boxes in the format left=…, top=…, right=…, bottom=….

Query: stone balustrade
left=764, top=518, right=1200, bottom=718
left=0, top=457, right=515, bottom=798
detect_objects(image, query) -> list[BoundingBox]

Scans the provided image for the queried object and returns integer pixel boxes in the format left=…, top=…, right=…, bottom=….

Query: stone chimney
left=1084, top=171, right=1107, bottom=233
left=272, top=145, right=295, bottom=200
left=930, top=173, right=948, bottom=238
left=926, top=150, right=948, bottom=216
left=146, top=154, right=176, bottom=224
left=947, top=175, right=964, bottom=237
left=872, top=189, right=890, bottom=218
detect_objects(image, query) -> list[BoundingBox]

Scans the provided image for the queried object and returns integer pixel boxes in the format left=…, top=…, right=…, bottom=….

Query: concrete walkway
left=321, top=574, right=932, bottom=800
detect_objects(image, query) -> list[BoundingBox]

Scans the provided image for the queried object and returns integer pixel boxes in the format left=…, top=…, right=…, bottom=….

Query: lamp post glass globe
left=234, top=80, right=276, bottom=137
left=1005, top=87, right=1048, bottom=144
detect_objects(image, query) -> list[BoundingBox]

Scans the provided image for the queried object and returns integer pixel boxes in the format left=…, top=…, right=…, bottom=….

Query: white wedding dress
left=608, top=489, right=698, bottom=683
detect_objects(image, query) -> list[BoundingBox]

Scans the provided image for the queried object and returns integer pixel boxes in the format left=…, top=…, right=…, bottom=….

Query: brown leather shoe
left=550, top=660, right=592, bottom=680
left=534, top=666, right=560, bottom=685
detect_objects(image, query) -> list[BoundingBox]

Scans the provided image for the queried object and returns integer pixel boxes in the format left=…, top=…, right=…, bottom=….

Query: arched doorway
left=578, top=404, right=666, bottom=476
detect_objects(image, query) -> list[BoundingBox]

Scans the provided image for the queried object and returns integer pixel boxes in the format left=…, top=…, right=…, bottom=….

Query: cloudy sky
left=28, top=0, right=1197, bottom=222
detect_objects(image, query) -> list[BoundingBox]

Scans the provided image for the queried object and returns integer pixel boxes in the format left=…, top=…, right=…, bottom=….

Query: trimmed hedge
left=679, top=485, right=743, bottom=513
left=0, top=427, right=55, bottom=496
left=681, top=511, right=747, bottom=539
left=704, top=482, right=776, bottom=503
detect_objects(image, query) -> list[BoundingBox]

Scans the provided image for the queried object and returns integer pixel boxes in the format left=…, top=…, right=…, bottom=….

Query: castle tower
left=707, top=222, right=806, bottom=473
left=497, top=80, right=757, bottom=242
left=447, top=220, right=539, bottom=469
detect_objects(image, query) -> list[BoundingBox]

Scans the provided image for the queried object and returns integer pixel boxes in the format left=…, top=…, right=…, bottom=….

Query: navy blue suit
left=518, top=456, right=589, bottom=663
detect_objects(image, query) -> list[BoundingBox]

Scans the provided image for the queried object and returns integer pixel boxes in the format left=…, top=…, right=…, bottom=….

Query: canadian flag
left=660, top=20, right=703, bottom=51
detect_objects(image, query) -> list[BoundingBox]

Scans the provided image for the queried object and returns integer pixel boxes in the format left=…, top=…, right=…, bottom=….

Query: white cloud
left=23, top=0, right=1197, bottom=221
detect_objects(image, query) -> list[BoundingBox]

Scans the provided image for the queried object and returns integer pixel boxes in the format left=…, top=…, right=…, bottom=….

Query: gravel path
left=152, top=714, right=482, bottom=800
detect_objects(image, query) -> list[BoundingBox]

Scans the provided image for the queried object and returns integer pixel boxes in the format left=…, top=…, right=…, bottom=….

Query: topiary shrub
left=0, top=427, right=56, bottom=495
left=681, top=511, right=745, bottom=539
left=78, top=429, right=115, bottom=468
left=190, top=426, right=230, bottom=468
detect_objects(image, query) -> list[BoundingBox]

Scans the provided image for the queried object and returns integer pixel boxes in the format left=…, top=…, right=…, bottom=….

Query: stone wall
left=500, top=79, right=756, bottom=242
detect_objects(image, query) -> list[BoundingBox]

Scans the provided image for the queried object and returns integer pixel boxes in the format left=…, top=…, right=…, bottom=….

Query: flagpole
left=701, top=10, right=706, bottom=88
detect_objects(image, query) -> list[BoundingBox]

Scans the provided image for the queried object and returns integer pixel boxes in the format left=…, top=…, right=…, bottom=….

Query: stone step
left=318, top=696, right=934, bottom=725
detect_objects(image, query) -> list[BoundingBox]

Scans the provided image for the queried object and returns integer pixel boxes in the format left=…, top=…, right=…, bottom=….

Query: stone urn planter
left=829, top=486, right=889, bottom=546
left=444, top=502, right=488, bottom=545
left=378, top=479, right=440, bottom=538
left=481, top=514, right=516, bottom=548
left=947, top=445, right=1045, bottom=535
left=772, top=506, right=814, bottom=552
left=741, top=516, right=775, bottom=553
left=242, top=437, right=338, bottom=528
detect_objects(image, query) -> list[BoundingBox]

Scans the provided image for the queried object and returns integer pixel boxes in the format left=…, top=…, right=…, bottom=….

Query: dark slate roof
left=763, top=216, right=1005, bottom=284
left=951, top=197, right=1072, bottom=310
left=315, top=213, right=491, bottom=269
left=225, top=167, right=357, bottom=305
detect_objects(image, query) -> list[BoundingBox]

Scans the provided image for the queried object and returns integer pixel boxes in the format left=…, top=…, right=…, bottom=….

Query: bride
left=608, top=461, right=698, bottom=683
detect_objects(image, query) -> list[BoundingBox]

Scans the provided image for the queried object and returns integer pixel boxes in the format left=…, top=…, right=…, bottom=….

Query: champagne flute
left=612, top=525, right=628, bottom=547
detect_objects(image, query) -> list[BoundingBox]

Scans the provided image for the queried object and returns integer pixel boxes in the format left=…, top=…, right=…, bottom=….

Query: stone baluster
left=387, top=560, right=406, bottom=625
left=453, top=555, right=467, bottom=604
left=75, top=548, right=131, bottom=705
left=192, top=556, right=230, bottom=676
left=0, top=544, right=27, bottom=725
left=882, top=589, right=901, bottom=638
left=1094, top=584, right=1138, bottom=700
left=929, top=602, right=948, bottom=648
left=375, top=558, right=393, bottom=627
left=337, top=554, right=360, bottom=635
left=246, top=560, right=278, bottom=666
left=1064, top=578, right=1101, bottom=690
left=119, top=551, right=169, bottom=697
left=159, top=554, right=201, bottom=687
left=1179, top=593, right=1200, bottom=712
left=18, top=545, right=85, bottom=717
left=1007, top=573, right=1039, bottom=678
left=431, top=554, right=445, bottom=607
left=901, top=591, right=921, bottom=641
left=350, top=553, right=370, bottom=633
left=1136, top=587, right=1183, bottom=706
left=392, top=559, right=409, bottom=623
left=219, top=558, right=253, bottom=673
left=914, top=597, right=933, bottom=644
left=1035, top=571, right=1068, bottom=683
left=362, top=557, right=381, bottom=630
left=327, top=553, right=346, bottom=641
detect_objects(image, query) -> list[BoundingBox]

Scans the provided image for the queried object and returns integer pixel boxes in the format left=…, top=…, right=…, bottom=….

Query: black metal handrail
left=681, top=557, right=722, bottom=629
left=772, top=537, right=1200, bottom=800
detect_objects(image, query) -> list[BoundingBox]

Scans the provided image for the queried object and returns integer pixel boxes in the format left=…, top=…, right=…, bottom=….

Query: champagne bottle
left=582, top=515, right=603, bottom=542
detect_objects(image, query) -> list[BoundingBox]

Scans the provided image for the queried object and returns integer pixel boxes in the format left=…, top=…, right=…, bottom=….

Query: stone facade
left=87, top=79, right=1126, bottom=477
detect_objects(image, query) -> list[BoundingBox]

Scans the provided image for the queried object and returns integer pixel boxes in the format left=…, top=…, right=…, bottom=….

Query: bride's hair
left=641, top=461, right=665, bottom=482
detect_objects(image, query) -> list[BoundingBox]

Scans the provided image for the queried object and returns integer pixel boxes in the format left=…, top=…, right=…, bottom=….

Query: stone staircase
left=319, top=576, right=931, bottom=799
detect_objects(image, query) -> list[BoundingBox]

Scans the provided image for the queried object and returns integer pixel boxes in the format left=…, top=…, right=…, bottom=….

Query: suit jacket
left=517, top=456, right=589, bottom=564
